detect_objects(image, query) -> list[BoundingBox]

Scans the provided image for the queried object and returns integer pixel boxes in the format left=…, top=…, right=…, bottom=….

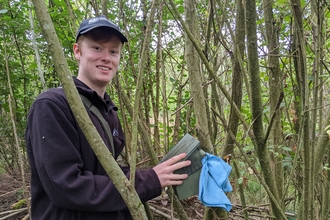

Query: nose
left=101, top=51, right=111, bottom=63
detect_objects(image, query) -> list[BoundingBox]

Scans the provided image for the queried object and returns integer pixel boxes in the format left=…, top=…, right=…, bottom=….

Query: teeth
left=98, top=66, right=110, bottom=71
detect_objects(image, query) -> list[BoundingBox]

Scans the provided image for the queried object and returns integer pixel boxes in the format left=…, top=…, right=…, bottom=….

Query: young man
left=25, top=15, right=191, bottom=219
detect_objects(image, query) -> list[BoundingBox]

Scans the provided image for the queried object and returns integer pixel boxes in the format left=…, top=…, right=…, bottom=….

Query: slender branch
left=263, top=92, right=285, bottom=144
left=0, top=208, right=27, bottom=220
left=4, top=33, right=31, bottom=218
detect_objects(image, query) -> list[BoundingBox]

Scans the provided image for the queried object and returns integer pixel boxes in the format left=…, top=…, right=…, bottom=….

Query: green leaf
left=248, top=181, right=261, bottom=192
left=275, top=0, right=288, bottom=5
left=282, top=146, right=292, bottom=151
left=177, top=5, right=184, bottom=13
left=238, top=177, right=243, bottom=184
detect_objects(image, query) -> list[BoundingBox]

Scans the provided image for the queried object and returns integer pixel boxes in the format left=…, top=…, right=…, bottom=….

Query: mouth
left=97, top=66, right=111, bottom=71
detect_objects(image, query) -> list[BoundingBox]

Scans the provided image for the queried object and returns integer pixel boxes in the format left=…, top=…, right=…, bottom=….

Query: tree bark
left=184, top=0, right=212, bottom=153
left=262, top=0, right=284, bottom=206
left=290, top=0, right=311, bottom=219
left=28, top=0, right=46, bottom=91
left=129, top=0, right=157, bottom=186
left=245, top=0, right=284, bottom=219
left=184, top=0, right=228, bottom=219
left=223, top=0, right=246, bottom=218
left=222, top=0, right=244, bottom=158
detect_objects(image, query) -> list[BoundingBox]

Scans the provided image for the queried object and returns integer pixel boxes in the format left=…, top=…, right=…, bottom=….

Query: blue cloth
left=198, top=153, right=232, bottom=211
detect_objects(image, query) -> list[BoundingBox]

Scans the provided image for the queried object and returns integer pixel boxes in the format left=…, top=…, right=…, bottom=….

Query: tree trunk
left=28, top=0, right=46, bottom=91
left=245, top=0, right=284, bottom=219
left=290, top=0, right=311, bottom=219
left=183, top=0, right=213, bottom=153
left=263, top=0, right=284, bottom=206
left=222, top=0, right=244, bottom=158
left=128, top=0, right=157, bottom=187
left=153, top=1, right=163, bottom=153
left=223, top=0, right=247, bottom=218
left=184, top=0, right=228, bottom=219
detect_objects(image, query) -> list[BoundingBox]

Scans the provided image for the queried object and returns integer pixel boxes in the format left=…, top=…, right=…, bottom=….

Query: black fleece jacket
left=25, top=78, right=161, bottom=219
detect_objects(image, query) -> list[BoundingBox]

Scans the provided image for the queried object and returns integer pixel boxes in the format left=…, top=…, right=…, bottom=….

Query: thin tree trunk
left=153, top=2, right=163, bottom=153
left=28, top=0, right=46, bottom=91
left=172, top=69, right=186, bottom=144
left=263, top=0, right=284, bottom=207
left=5, top=34, right=31, bottom=219
left=290, top=0, right=311, bottom=219
left=161, top=55, right=169, bottom=152
left=245, top=0, right=284, bottom=219
left=184, top=0, right=212, bottom=152
left=101, top=0, right=107, bottom=16
left=184, top=0, right=228, bottom=219
left=222, top=0, right=244, bottom=158
left=223, top=0, right=246, bottom=218
left=310, top=0, right=320, bottom=217
left=202, top=0, right=214, bottom=144
left=63, top=0, right=77, bottom=32
left=322, top=150, right=330, bottom=219
left=129, top=0, right=157, bottom=186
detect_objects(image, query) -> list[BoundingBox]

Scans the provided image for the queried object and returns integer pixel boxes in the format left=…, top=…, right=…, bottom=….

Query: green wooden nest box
left=161, top=134, right=206, bottom=200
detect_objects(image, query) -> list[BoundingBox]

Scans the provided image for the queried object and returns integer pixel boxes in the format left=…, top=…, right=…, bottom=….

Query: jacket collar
left=73, top=77, right=118, bottom=111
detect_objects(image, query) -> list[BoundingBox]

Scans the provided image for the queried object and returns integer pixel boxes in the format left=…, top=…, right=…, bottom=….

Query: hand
left=153, top=153, right=191, bottom=188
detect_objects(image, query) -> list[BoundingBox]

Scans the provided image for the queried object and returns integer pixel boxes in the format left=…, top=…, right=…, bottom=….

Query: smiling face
left=73, top=27, right=123, bottom=97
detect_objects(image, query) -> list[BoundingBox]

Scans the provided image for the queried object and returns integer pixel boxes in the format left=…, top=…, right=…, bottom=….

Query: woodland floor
left=0, top=173, right=268, bottom=220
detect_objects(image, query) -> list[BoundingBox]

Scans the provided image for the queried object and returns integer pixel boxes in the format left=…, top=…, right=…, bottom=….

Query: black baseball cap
left=76, top=15, right=128, bottom=43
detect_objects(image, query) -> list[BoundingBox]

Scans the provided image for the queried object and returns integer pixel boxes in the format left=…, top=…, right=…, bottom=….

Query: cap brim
left=77, top=25, right=128, bottom=43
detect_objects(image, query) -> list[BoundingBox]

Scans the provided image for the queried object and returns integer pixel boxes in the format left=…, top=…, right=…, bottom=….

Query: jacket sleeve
left=27, top=95, right=161, bottom=212
left=120, top=166, right=161, bottom=203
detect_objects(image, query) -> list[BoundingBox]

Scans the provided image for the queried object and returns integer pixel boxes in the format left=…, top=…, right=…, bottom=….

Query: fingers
left=170, top=173, right=189, bottom=182
left=171, top=160, right=191, bottom=172
left=166, top=173, right=189, bottom=186
left=157, top=172, right=189, bottom=188
left=164, top=153, right=187, bottom=165
left=166, top=179, right=184, bottom=186
left=153, top=153, right=192, bottom=188
left=162, top=153, right=191, bottom=173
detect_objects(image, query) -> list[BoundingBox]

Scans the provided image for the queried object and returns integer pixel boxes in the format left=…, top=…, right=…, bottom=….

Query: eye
left=110, top=50, right=119, bottom=54
left=93, top=46, right=101, bottom=51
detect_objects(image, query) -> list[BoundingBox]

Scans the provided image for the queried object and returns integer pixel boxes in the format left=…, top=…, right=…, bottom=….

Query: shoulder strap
left=79, top=94, right=115, bottom=155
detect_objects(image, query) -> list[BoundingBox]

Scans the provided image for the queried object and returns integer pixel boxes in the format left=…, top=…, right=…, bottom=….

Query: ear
left=73, top=43, right=81, bottom=60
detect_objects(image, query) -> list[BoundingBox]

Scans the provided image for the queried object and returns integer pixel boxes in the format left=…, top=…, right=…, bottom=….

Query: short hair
left=76, top=27, right=122, bottom=44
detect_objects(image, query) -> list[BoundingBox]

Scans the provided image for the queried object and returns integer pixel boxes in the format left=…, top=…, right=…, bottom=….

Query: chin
left=97, top=76, right=113, bottom=84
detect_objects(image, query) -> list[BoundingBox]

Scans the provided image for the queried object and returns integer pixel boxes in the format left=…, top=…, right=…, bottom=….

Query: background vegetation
left=0, top=0, right=330, bottom=219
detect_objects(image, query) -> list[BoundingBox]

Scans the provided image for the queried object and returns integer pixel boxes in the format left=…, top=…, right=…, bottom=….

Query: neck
left=77, top=76, right=106, bottom=98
